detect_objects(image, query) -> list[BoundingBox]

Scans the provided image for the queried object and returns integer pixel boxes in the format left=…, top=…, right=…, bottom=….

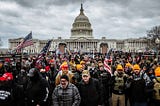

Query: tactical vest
left=114, top=76, right=125, bottom=93
left=153, top=83, right=160, bottom=100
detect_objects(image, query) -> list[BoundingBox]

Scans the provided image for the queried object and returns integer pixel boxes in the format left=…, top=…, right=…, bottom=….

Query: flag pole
left=20, top=48, right=23, bottom=70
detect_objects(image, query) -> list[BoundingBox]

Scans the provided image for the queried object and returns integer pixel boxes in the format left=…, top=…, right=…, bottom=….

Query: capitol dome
left=74, top=9, right=89, bottom=23
left=70, top=4, right=93, bottom=39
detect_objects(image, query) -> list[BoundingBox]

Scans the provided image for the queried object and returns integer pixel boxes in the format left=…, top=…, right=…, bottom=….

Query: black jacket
left=26, top=76, right=49, bottom=106
left=0, top=81, right=24, bottom=106
left=78, top=78, right=103, bottom=106
left=130, top=78, right=147, bottom=103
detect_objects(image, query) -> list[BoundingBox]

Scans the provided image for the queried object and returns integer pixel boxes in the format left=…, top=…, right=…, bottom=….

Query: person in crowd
left=52, top=74, right=81, bottom=106
left=153, top=65, right=160, bottom=105
left=97, top=62, right=111, bottom=106
left=25, top=68, right=50, bottom=106
left=48, top=59, right=58, bottom=89
left=124, top=62, right=133, bottom=106
left=72, top=64, right=83, bottom=85
left=130, top=64, right=151, bottom=106
left=15, top=67, right=28, bottom=91
left=80, top=60, right=87, bottom=70
left=69, top=57, right=76, bottom=71
left=89, top=62, right=98, bottom=79
left=0, top=61, right=5, bottom=76
left=141, top=66, right=148, bottom=75
left=77, top=70, right=103, bottom=106
left=0, top=72, right=25, bottom=106
left=55, top=62, right=74, bottom=86
left=110, top=64, right=128, bottom=106
left=124, top=62, right=133, bottom=76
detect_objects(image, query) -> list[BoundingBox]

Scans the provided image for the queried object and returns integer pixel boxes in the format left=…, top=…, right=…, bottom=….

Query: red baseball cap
left=0, top=77, right=6, bottom=81
left=0, top=72, right=13, bottom=81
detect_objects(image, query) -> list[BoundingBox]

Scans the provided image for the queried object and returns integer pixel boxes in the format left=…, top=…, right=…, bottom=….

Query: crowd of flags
left=15, top=32, right=52, bottom=55
left=14, top=32, right=52, bottom=65
left=14, top=32, right=52, bottom=59
left=14, top=32, right=113, bottom=74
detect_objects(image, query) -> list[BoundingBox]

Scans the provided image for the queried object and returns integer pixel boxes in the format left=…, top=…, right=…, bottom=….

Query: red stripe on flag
left=16, top=32, right=33, bottom=50
left=104, top=59, right=112, bottom=74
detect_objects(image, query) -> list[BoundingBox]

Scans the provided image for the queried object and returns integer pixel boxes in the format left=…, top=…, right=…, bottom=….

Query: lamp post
left=155, top=37, right=160, bottom=60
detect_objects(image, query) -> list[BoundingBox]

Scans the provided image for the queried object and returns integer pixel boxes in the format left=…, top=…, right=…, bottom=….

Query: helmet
left=76, top=64, right=82, bottom=70
left=125, top=62, right=132, bottom=68
left=116, top=64, right=123, bottom=71
left=155, top=67, right=160, bottom=77
left=133, top=64, right=140, bottom=70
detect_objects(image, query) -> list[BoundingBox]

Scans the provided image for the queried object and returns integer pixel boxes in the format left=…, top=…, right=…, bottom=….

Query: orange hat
left=133, top=64, right=140, bottom=70
left=116, top=64, right=123, bottom=71
left=155, top=67, right=160, bottom=77
left=125, top=62, right=132, bottom=68
left=76, top=64, right=82, bottom=70
left=60, top=62, right=68, bottom=71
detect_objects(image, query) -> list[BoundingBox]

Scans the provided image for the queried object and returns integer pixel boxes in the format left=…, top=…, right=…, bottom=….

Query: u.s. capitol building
left=9, top=4, right=148, bottom=54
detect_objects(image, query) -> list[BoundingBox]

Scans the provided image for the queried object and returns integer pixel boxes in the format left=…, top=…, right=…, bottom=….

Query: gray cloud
left=0, top=0, right=160, bottom=48
left=3, top=0, right=80, bottom=8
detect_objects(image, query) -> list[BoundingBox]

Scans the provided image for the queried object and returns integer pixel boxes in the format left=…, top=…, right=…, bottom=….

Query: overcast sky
left=0, top=0, right=160, bottom=48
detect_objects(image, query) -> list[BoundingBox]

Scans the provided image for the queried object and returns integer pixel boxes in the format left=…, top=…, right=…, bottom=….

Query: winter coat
left=0, top=81, right=24, bottom=106
left=78, top=78, right=103, bottom=106
left=52, top=83, right=81, bottom=106
left=25, top=76, right=49, bottom=106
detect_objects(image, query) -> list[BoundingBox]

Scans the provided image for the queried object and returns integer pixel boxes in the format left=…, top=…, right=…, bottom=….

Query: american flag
left=36, top=40, right=52, bottom=66
left=104, top=48, right=113, bottom=74
left=16, top=32, right=33, bottom=50
left=39, top=40, right=52, bottom=55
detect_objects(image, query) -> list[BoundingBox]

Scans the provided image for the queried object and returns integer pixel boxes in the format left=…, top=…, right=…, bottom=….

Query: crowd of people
left=0, top=51, right=160, bottom=106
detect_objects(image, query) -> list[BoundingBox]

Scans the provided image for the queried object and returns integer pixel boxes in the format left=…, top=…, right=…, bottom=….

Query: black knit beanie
left=60, top=74, right=69, bottom=81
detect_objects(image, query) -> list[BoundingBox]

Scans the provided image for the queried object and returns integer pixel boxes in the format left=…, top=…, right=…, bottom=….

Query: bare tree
left=147, top=25, right=160, bottom=49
